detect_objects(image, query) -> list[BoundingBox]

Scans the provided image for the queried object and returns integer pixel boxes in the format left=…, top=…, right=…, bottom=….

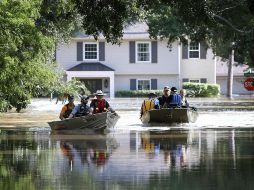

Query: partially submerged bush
left=183, top=82, right=220, bottom=97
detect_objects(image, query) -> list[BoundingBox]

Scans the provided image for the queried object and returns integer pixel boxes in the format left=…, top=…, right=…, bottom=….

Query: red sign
left=244, top=78, right=254, bottom=91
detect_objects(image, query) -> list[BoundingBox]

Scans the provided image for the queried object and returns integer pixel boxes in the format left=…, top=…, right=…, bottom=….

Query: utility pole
left=227, top=42, right=234, bottom=98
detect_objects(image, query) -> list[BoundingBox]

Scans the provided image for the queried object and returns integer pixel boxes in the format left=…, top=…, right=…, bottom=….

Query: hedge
left=183, top=82, right=220, bottom=97
left=115, top=90, right=163, bottom=97
left=115, top=83, right=220, bottom=98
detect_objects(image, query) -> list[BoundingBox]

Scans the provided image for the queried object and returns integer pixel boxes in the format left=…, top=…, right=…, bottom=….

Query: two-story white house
left=56, top=23, right=216, bottom=98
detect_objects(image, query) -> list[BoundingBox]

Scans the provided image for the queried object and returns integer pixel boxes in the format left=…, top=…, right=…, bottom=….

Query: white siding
left=115, top=75, right=179, bottom=91
left=181, top=48, right=216, bottom=83
left=56, top=40, right=180, bottom=75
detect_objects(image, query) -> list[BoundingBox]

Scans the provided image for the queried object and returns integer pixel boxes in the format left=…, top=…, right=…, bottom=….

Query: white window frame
left=136, top=41, right=151, bottom=63
left=189, top=79, right=200, bottom=83
left=83, top=42, right=99, bottom=61
left=137, top=79, right=151, bottom=90
left=188, top=42, right=200, bottom=59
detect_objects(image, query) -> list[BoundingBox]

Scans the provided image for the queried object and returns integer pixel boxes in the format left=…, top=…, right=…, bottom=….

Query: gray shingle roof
left=67, top=62, right=114, bottom=71
left=73, top=22, right=150, bottom=39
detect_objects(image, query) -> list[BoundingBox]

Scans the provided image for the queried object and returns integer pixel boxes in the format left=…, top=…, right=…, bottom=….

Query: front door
left=80, top=79, right=102, bottom=94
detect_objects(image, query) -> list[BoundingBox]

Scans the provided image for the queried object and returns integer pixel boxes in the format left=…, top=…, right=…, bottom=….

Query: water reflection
left=50, top=131, right=118, bottom=172
left=0, top=129, right=254, bottom=189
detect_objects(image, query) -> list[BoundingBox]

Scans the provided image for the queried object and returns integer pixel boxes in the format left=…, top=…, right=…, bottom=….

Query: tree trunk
left=227, top=48, right=234, bottom=98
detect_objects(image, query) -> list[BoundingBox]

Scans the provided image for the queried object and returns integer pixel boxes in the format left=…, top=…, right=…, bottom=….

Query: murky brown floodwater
left=0, top=97, right=254, bottom=190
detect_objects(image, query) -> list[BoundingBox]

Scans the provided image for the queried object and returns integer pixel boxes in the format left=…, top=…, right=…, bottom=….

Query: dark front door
left=81, top=79, right=102, bottom=94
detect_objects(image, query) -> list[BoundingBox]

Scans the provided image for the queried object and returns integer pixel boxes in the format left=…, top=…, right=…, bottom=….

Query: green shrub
left=183, top=82, right=220, bottom=97
left=115, top=90, right=163, bottom=97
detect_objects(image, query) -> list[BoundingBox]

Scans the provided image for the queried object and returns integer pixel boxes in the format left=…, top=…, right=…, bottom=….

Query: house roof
left=72, top=22, right=150, bottom=40
left=67, top=62, right=114, bottom=71
left=216, top=61, right=249, bottom=76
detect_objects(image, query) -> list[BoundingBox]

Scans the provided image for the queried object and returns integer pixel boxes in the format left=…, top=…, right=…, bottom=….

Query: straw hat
left=94, top=90, right=106, bottom=96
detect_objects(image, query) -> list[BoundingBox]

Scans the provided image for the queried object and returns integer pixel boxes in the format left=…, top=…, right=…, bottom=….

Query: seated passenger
left=180, top=89, right=189, bottom=108
left=90, top=90, right=114, bottom=114
left=168, top=87, right=182, bottom=108
left=59, top=95, right=75, bottom=120
left=158, top=86, right=171, bottom=108
left=140, top=92, right=160, bottom=118
left=68, top=95, right=91, bottom=118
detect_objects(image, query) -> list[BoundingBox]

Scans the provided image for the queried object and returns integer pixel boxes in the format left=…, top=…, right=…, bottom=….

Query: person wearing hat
left=59, top=95, right=75, bottom=120
left=68, top=95, right=91, bottom=118
left=168, top=87, right=182, bottom=107
left=158, top=86, right=171, bottom=108
left=90, top=90, right=113, bottom=114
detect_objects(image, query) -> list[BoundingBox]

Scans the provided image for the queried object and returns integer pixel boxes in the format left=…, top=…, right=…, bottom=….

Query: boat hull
left=141, top=108, right=198, bottom=124
left=48, top=112, right=120, bottom=131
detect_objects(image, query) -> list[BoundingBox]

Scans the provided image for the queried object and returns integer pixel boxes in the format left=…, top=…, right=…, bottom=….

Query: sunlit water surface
left=0, top=97, right=254, bottom=190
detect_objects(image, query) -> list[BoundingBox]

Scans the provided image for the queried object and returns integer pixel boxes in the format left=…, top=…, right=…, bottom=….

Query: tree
left=145, top=0, right=254, bottom=98
left=0, top=0, right=143, bottom=112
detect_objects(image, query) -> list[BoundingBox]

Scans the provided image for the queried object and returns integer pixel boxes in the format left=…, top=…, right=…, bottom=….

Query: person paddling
left=59, top=95, right=75, bottom=120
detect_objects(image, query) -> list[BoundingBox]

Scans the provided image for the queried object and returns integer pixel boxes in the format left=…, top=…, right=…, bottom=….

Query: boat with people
left=50, top=90, right=120, bottom=131
left=48, top=111, right=120, bottom=131
left=140, top=86, right=198, bottom=124
left=140, top=108, right=198, bottom=124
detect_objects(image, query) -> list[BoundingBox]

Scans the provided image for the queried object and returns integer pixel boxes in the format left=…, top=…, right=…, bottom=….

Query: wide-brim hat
left=94, top=90, right=106, bottom=96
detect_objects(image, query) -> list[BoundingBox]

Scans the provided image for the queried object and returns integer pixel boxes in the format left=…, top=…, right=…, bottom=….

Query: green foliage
left=146, top=0, right=254, bottom=66
left=183, top=82, right=220, bottom=97
left=52, top=79, right=90, bottom=102
left=115, top=90, right=163, bottom=97
left=0, top=0, right=59, bottom=112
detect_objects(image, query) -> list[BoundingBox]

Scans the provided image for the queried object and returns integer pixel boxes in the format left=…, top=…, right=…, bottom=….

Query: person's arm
left=59, top=106, right=67, bottom=120
left=90, top=100, right=95, bottom=114
left=106, top=100, right=115, bottom=112
left=68, top=105, right=78, bottom=119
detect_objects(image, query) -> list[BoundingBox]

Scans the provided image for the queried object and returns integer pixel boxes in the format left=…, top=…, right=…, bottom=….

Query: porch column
left=109, top=74, right=115, bottom=98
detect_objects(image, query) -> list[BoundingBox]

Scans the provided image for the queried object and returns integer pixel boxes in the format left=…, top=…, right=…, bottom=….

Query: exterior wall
left=217, top=76, right=253, bottom=95
left=56, top=40, right=180, bottom=75
left=105, top=40, right=179, bottom=75
left=115, top=75, right=179, bottom=91
left=181, top=48, right=216, bottom=84
left=56, top=41, right=78, bottom=70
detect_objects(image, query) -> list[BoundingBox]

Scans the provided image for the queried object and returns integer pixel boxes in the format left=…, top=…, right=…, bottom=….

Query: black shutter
left=99, top=42, right=105, bottom=61
left=200, top=41, right=207, bottom=59
left=151, top=79, right=157, bottom=90
left=151, top=41, right=158, bottom=63
left=130, top=79, right=136, bottom=90
left=129, top=41, right=135, bottom=63
left=200, top=78, right=207, bottom=83
left=182, top=43, right=188, bottom=59
left=182, top=78, right=189, bottom=83
left=77, top=42, right=83, bottom=61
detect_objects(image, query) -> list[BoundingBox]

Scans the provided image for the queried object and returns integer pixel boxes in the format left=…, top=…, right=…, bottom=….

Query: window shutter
left=182, top=78, right=189, bottom=83
left=182, top=43, right=188, bottom=59
left=130, top=79, right=136, bottom=90
left=200, top=78, right=207, bottom=83
left=200, top=41, right=207, bottom=59
left=99, top=42, right=105, bottom=61
left=151, top=41, right=158, bottom=63
left=129, top=41, right=135, bottom=63
left=151, top=79, right=157, bottom=90
left=77, top=42, right=83, bottom=61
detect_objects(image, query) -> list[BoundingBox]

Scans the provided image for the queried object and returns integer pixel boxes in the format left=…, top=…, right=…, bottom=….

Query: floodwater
left=0, top=97, right=254, bottom=190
